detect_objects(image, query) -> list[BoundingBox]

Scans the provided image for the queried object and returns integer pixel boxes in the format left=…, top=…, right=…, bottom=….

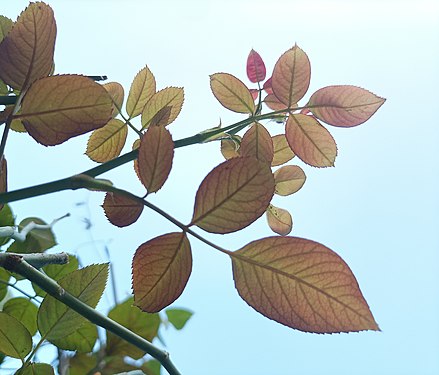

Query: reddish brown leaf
left=0, top=157, right=7, bottom=211
left=263, top=77, right=273, bottom=95
left=0, top=2, right=56, bottom=90
left=271, top=134, right=295, bottom=167
left=18, top=75, right=113, bottom=146
left=220, top=136, right=241, bottom=160
left=272, top=45, right=311, bottom=108
left=240, top=123, right=274, bottom=164
left=231, top=236, right=380, bottom=333
left=141, top=87, right=183, bottom=129
left=307, top=85, right=386, bottom=127
left=137, top=126, right=174, bottom=193
left=249, top=88, right=259, bottom=101
left=102, top=192, right=143, bottom=227
left=273, top=165, right=306, bottom=196
left=247, top=49, right=266, bottom=83
left=190, top=157, right=275, bottom=234
left=126, top=65, right=156, bottom=119
left=132, top=232, right=192, bottom=313
left=103, top=82, right=124, bottom=118
left=285, top=114, right=337, bottom=167
left=266, top=204, right=292, bottom=236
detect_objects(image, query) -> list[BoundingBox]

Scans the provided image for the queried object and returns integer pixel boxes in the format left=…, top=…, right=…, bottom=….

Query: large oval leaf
left=190, top=157, right=275, bottom=234
left=0, top=2, right=56, bottom=90
left=273, top=165, right=306, bottom=196
left=19, top=75, right=113, bottom=146
left=102, top=192, right=144, bottom=227
left=246, top=49, right=266, bottom=83
left=307, top=85, right=386, bottom=127
left=231, top=236, right=379, bottom=333
left=272, top=45, right=311, bottom=108
left=240, top=123, right=274, bottom=164
left=285, top=114, right=337, bottom=167
left=126, top=65, right=156, bottom=119
left=132, top=232, right=192, bottom=313
left=0, top=312, right=32, bottom=359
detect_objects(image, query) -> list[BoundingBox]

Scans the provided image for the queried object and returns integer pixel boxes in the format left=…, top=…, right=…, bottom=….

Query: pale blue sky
left=2, top=1, right=439, bottom=374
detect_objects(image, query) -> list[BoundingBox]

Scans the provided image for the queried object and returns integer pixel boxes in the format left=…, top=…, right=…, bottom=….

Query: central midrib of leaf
left=216, top=78, right=253, bottom=114
left=17, top=102, right=110, bottom=119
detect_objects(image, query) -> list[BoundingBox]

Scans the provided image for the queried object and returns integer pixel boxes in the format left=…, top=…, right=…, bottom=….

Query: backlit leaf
left=231, top=236, right=379, bottom=333
left=272, top=45, right=311, bottom=107
left=106, top=297, right=160, bottom=359
left=142, top=360, right=161, bottom=375
left=103, top=82, right=124, bottom=118
left=263, top=77, right=273, bottom=94
left=137, top=125, right=174, bottom=193
left=86, top=118, right=128, bottom=162
left=19, top=363, right=54, bottom=375
left=0, top=157, right=6, bottom=211
left=133, top=232, right=192, bottom=313
left=285, top=114, right=337, bottom=167
left=240, top=123, right=273, bottom=164
left=274, top=165, right=306, bottom=196
left=126, top=65, right=156, bottom=119
left=266, top=204, right=292, bottom=236
left=50, top=321, right=97, bottom=353
left=210, top=73, right=255, bottom=114
left=3, top=297, right=38, bottom=336
left=102, top=192, right=144, bottom=227
left=38, top=264, right=108, bottom=340
left=0, top=2, right=56, bottom=90
left=307, top=85, right=386, bottom=127
left=19, top=75, right=113, bottom=146
left=68, top=353, right=96, bottom=375
left=247, top=49, right=266, bottom=83
left=0, top=267, right=10, bottom=302
left=141, top=87, right=184, bottom=129
left=220, top=136, right=241, bottom=160
left=0, top=311, right=32, bottom=359
left=0, top=16, right=13, bottom=42
left=264, top=93, right=289, bottom=111
left=190, top=157, right=275, bottom=233
left=272, top=134, right=295, bottom=167
left=165, top=308, right=193, bottom=330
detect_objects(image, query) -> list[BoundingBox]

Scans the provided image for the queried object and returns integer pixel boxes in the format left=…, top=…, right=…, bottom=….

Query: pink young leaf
left=246, top=49, right=266, bottom=83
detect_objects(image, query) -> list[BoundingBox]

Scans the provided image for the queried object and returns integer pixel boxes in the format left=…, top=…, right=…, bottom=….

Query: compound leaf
left=126, top=65, right=156, bottom=119
left=103, top=192, right=144, bottom=227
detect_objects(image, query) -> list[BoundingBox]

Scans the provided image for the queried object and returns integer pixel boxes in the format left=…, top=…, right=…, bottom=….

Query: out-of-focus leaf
left=266, top=204, right=292, bottom=236
left=102, top=192, right=144, bottom=228
left=0, top=312, right=32, bottom=359
left=247, top=49, right=266, bottom=83
left=126, top=65, right=156, bottom=119
left=263, top=77, right=273, bottom=94
left=0, top=203, right=14, bottom=247
left=274, top=165, right=306, bottom=196
left=190, top=157, right=275, bottom=234
left=38, top=264, right=108, bottom=340
left=0, top=267, right=10, bottom=302
left=86, top=119, right=128, bottom=163
left=19, top=362, right=54, bottom=375
left=307, top=85, right=386, bottom=127
left=137, top=126, right=174, bottom=193
left=272, top=45, right=310, bottom=108
left=271, top=134, right=295, bottom=167
left=103, top=82, right=124, bottom=118
left=220, top=136, right=241, bottom=160
left=50, top=321, right=98, bottom=353
left=101, top=357, right=138, bottom=375
left=141, top=87, right=184, bottom=129
left=240, top=123, right=274, bottom=164
left=67, top=353, right=96, bottom=375
left=106, top=297, right=160, bottom=359
left=142, top=360, right=161, bottom=375
left=19, top=75, right=112, bottom=146
left=0, top=3, right=56, bottom=90
left=3, top=297, right=38, bottom=336
left=210, top=73, right=255, bottom=114
left=0, top=157, right=6, bottom=211
left=133, top=232, right=192, bottom=313
left=165, top=308, right=193, bottom=330
left=0, top=106, right=13, bottom=126
left=285, top=114, right=337, bottom=167
left=263, top=94, right=288, bottom=111
left=0, top=16, right=13, bottom=42
left=231, top=236, right=380, bottom=333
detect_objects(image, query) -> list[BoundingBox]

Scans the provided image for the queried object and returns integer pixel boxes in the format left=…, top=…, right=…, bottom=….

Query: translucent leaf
left=285, top=114, right=337, bottom=167
left=0, top=267, right=10, bottom=302
left=86, top=119, right=128, bottom=163
left=263, top=77, right=273, bottom=94
left=231, top=236, right=380, bottom=333
left=249, top=88, right=259, bottom=100
left=102, top=192, right=144, bottom=227
left=38, top=264, right=108, bottom=340
left=165, top=308, right=193, bottom=330
left=210, top=73, right=255, bottom=114
left=0, top=311, right=32, bottom=359
left=220, top=136, right=241, bottom=160
left=106, top=297, right=160, bottom=359
left=0, top=158, right=7, bottom=212
left=266, top=204, right=292, bottom=236
left=141, top=87, right=184, bottom=129
left=263, top=93, right=289, bottom=111
left=132, top=232, right=192, bottom=313
left=247, top=49, right=266, bottom=83
left=272, top=45, right=311, bottom=107
left=190, top=157, right=275, bottom=234
left=240, top=123, right=274, bottom=164
left=274, top=165, right=306, bottom=196
left=126, top=65, right=156, bottom=119
left=0, top=3, right=56, bottom=90
left=307, top=85, right=386, bottom=127
left=271, top=134, right=295, bottom=167
left=103, top=82, right=124, bottom=118
left=0, top=16, right=13, bottom=42
left=3, top=297, right=38, bottom=336
left=50, top=321, right=97, bottom=353
left=19, top=363, right=54, bottom=375
left=19, top=75, right=113, bottom=146
left=137, top=126, right=174, bottom=193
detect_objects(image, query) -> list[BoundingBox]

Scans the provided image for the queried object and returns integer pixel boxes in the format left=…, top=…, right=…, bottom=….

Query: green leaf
left=142, top=360, right=161, bottom=375
left=0, top=264, right=10, bottom=302
left=38, top=264, right=108, bottom=341
left=0, top=311, right=32, bottom=359
left=3, top=297, right=38, bottom=336
left=50, top=321, right=98, bottom=353
left=17, top=363, right=55, bottom=375
left=165, top=308, right=193, bottom=330
left=0, top=204, right=14, bottom=247
left=67, top=353, right=96, bottom=375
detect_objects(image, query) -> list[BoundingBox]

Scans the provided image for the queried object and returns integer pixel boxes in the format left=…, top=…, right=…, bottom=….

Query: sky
left=1, top=0, right=439, bottom=374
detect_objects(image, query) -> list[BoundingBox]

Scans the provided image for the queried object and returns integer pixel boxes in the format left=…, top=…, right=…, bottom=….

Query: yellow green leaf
left=0, top=2, right=56, bottom=90
left=285, top=114, right=337, bottom=167
left=126, top=65, right=156, bottom=119
left=102, top=192, right=144, bottom=227
left=0, top=16, right=13, bottom=42
left=240, top=123, right=274, bottom=164
left=141, top=87, right=184, bottom=129
left=231, top=236, right=380, bottom=333
left=271, top=134, right=295, bottom=167
left=266, top=204, right=292, bottom=236
left=3, top=297, right=38, bottom=336
left=273, top=165, right=306, bottom=196
left=210, top=73, right=255, bottom=114
left=49, top=321, right=98, bottom=353
left=19, top=362, right=54, bottom=375
left=103, top=82, right=124, bottom=118
left=272, top=45, right=310, bottom=108
left=132, top=232, right=192, bottom=313
left=220, top=136, right=241, bottom=160
left=165, top=307, right=193, bottom=330
left=0, top=312, right=32, bottom=359
left=190, top=157, right=275, bottom=234
left=86, top=118, right=128, bottom=163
